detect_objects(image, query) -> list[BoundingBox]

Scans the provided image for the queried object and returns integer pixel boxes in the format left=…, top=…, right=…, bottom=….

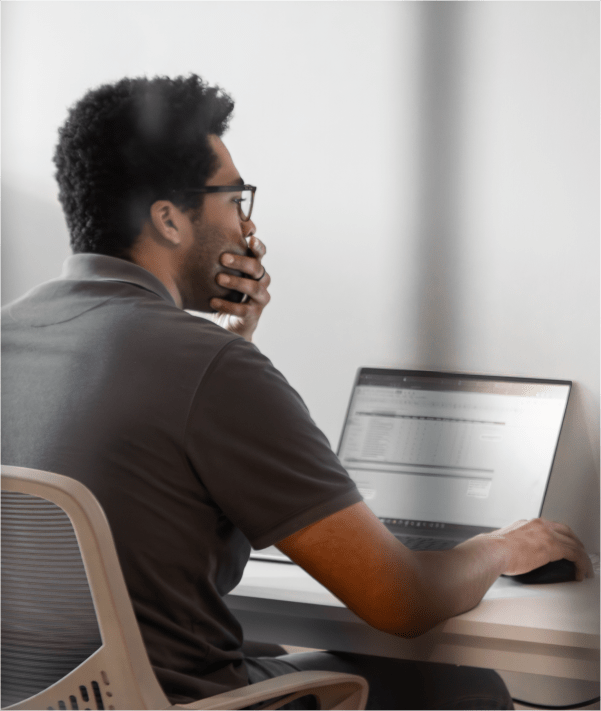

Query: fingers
left=211, top=239, right=270, bottom=342
left=536, top=519, right=592, bottom=580
left=216, top=238, right=270, bottom=308
left=544, top=522, right=593, bottom=580
left=248, top=235, right=267, bottom=259
left=210, top=295, right=263, bottom=318
left=211, top=285, right=270, bottom=315
left=546, top=519, right=584, bottom=545
left=214, top=269, right=271, bottom=306
left=220, top=237, right=267, bottom=280
left=499, top=517, right=593, bottom=580
left=542, top=519, right=589, bottom=555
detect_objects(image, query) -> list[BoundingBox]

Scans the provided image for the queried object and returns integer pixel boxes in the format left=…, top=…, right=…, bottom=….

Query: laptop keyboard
left=396, top=536, right=460, bottom=551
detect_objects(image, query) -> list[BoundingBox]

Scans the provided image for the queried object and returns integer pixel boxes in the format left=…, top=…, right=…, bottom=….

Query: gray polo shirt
left=1, top=254, right=361, bottom=703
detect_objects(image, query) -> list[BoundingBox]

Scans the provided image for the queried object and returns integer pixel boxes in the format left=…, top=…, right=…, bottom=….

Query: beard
left=176, top=223, right=217, bottom=312
left=176, top=221, right=244, bottom=313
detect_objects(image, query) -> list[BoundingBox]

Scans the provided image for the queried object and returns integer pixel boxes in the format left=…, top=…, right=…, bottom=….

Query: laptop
left=251, top=368, right=571, bottom=563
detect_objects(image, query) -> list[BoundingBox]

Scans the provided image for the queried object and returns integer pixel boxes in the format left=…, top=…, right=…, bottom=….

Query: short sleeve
left=185, top=339, right=362, bottom=549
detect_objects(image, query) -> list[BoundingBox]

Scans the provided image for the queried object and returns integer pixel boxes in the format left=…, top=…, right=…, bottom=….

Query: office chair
left=1, top=465, right=368, bottom=710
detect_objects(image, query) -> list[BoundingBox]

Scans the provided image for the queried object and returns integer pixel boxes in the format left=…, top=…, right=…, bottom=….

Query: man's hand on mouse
left=210, top=236, right=271, bottom=342
left=479, top=517, right=593, bottom=581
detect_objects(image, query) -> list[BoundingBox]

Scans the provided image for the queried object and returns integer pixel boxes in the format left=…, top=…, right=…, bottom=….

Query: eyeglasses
left=177, top=184, right=256, bottom=222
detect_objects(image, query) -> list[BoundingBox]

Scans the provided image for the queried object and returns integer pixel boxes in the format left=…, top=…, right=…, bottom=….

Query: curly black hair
left=53, top=74, right=235, bottom=257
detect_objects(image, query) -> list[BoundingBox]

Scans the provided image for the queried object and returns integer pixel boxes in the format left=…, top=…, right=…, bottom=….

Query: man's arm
left=210, top=235, right=271, bottom=342
left=276, top=501, right=593, bottom=638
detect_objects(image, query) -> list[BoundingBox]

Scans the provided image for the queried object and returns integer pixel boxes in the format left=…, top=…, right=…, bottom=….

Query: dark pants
left=242, top=641, right=514, bottom=710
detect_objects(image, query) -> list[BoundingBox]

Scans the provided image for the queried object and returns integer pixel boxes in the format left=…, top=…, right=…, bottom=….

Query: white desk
left=226, top=560, right=600, bottom=683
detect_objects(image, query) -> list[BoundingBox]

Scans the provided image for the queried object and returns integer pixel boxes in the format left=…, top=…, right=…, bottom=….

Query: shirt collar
left=60, top=253, right=176, bottom=306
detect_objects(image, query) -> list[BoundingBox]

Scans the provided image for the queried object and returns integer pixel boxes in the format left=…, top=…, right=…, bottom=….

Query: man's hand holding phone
left=210, top=235, right=271, bottom=342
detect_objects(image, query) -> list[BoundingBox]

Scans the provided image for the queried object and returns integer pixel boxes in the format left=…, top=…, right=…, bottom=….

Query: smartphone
left=222, top=247, right=254, bottom=304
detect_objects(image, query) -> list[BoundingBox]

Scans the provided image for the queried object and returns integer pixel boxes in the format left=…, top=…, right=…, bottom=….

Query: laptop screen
left=337, top=369, right=571, bottom=531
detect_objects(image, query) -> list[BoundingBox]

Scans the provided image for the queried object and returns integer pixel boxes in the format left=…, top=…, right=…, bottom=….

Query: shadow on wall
left=413, top=2, right=468, bottom=369
left=2, top=183, right=71, bottom=305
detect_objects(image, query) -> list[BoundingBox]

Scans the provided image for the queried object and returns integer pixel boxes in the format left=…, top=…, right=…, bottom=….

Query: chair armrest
left=171, top=670, right=368, bottom=710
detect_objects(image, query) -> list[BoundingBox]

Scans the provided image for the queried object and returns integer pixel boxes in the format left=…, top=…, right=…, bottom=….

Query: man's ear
left=149, top=200, right=187, bottom=246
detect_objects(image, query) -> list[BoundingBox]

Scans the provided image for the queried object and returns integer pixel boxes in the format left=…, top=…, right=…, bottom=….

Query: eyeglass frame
left=173, top=184, right=256, bottom=222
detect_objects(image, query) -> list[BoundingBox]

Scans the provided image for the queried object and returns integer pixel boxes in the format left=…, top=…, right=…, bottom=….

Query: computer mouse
left=503, top=558, right=577, bottom=584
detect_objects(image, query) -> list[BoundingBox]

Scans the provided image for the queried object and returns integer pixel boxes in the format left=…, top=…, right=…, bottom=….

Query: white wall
left=2, top=2, right=598, bottom=554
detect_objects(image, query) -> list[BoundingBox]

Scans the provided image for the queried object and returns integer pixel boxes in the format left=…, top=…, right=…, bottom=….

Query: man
left=2, top=75, right=592, bottom=710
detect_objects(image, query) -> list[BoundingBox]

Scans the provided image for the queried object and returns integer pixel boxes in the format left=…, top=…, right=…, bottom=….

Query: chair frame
left=2, top=465, right=368, bottom=710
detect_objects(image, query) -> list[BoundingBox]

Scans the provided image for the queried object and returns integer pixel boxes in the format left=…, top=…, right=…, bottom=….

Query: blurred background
left=2, top=2, right=599, bottom=704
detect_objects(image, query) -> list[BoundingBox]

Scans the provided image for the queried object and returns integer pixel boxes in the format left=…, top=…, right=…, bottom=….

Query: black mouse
left=503, top=558, right=577, bottom=584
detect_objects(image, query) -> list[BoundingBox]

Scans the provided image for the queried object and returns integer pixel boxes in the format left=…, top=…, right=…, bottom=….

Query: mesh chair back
left=2, top=490, right=103, bottom=708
